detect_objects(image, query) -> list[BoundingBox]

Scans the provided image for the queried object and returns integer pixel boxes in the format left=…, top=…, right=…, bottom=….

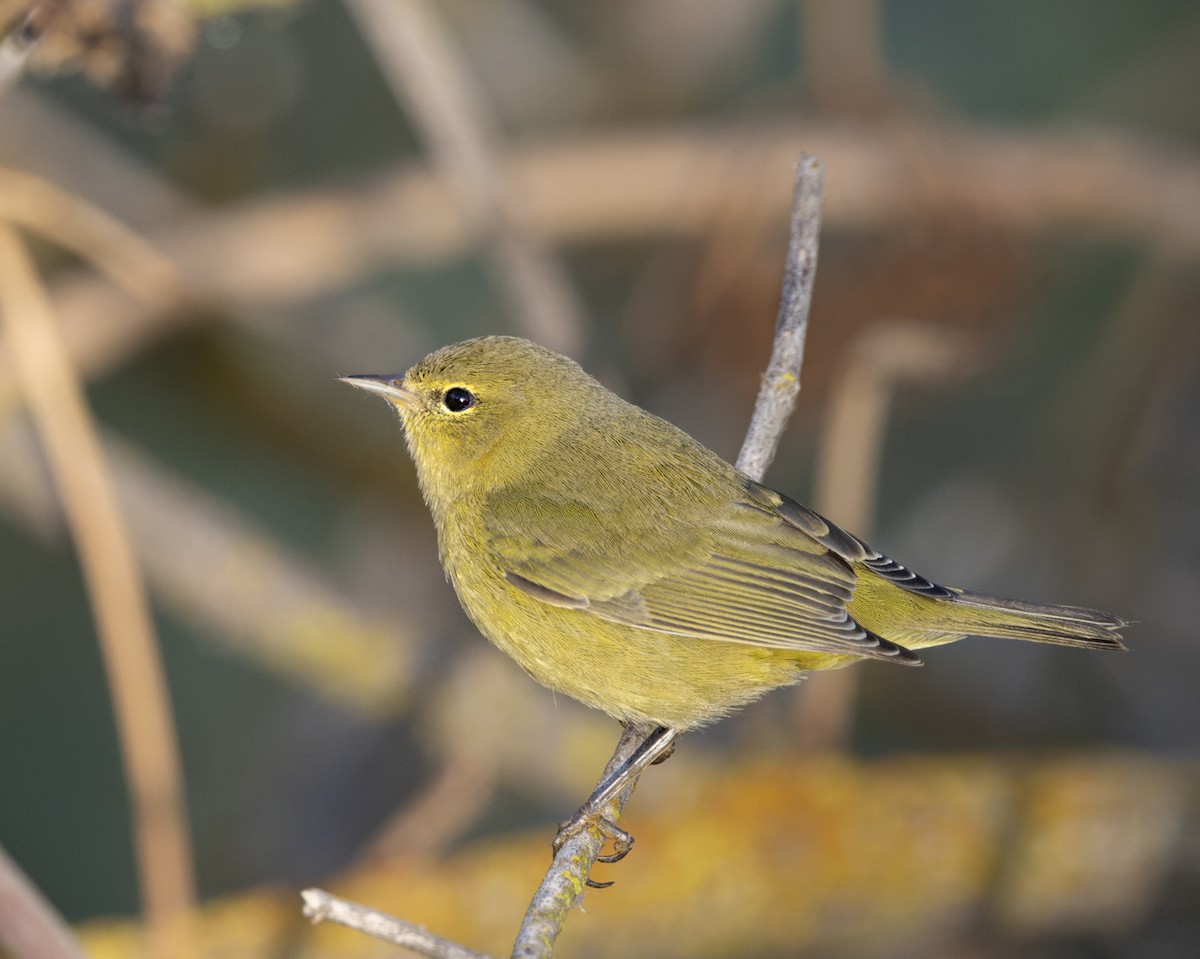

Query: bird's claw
left=552, top=806, right=635, bottom=887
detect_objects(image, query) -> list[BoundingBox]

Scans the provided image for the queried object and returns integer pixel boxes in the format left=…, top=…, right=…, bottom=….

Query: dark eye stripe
left=443, top=387, right=475, bottom=412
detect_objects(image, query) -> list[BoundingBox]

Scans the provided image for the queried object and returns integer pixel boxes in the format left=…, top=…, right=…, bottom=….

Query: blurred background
left=1, top=1, right=1198, bottom=957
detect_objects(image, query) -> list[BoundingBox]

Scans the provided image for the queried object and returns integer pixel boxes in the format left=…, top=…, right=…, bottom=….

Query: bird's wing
left=483, top=479, right=925, bottom=665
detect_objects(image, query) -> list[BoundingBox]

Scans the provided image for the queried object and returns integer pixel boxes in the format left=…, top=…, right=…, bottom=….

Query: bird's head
left=341, top=336, right=598, bottom=508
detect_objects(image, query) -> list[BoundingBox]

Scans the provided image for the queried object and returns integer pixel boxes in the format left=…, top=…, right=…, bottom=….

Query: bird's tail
left=850, top=571, right=1128, bottom=653
left=936, top=588, right=1127, bottom=651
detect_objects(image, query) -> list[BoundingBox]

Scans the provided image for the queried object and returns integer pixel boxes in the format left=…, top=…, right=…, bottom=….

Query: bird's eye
left=442, top=387, right=476, bottom=412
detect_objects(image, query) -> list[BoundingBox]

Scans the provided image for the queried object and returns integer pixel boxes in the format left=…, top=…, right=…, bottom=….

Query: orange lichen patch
left=993, top=754, right=1190, bottom=935
left=75, top=753, right=1192, bottom=959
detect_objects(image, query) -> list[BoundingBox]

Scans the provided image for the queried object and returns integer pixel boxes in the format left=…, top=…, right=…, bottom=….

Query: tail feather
left=945, top=589, right=1128, bottom=651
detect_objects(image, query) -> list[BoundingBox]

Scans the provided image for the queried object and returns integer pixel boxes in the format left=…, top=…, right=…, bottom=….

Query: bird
left=342, top=335, right=1126, bottom=863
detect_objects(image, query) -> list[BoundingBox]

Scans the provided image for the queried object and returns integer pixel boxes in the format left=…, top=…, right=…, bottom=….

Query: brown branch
left=0, top=224, right=197, bottom=959
left=16, top=119, right=1198, bottom=410
left=0, top=165, right=187, bottom=418
left=0, top=87, right=195, bottom=230
left=0, top=843, right=88, bottom=959
left=0, top=423, right=419, bottom=713
left=0, top=120, right=1184, bottom=417
left=0, top=171, right=416, bottom=714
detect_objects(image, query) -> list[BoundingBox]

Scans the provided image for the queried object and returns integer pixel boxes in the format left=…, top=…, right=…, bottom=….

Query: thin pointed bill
left=339, top=374, right=419, bottom=408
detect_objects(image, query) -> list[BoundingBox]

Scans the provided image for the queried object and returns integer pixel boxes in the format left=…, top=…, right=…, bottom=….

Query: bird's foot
left=552, top=806, right=635, bottom=889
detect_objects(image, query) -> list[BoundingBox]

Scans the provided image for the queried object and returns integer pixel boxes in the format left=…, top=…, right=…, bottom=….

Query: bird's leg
left=553, top=725, right=679, bottom=885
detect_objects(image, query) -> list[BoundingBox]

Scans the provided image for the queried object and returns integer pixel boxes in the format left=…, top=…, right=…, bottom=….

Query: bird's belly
left=447, top=560, right=819, bottom=729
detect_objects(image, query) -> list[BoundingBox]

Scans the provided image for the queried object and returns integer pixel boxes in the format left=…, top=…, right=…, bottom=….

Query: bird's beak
left=339, top=374, right=419, bottom=408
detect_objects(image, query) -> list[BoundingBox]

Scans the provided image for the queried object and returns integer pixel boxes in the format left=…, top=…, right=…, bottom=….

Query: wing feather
left=487, top=481, right=921, bottom=665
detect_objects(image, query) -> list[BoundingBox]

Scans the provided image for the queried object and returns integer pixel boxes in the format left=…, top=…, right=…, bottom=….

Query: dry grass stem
left=0, top=224, right=197, bottom=959
left=0, top=167, right=183, bottom=306
left=0, top=424, right=416, bottom=713
left=340, top=0, right=586, bottom=354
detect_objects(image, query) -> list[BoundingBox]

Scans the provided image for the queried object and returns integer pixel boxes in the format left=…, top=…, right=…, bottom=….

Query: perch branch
left=737, top=154, right=824, bottom=478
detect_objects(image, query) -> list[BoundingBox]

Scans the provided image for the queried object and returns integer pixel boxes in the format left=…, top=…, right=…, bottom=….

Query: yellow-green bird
left=342, top=335, right=1126, bottom=736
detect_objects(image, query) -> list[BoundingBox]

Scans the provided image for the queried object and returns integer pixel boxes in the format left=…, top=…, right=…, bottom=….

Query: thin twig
left=0, top=224, right=197, bottom=959
left=0, top=843, right=88, bottom=959
left=737, top=154, right=824, bottom=479
left=302, top=889, right=495, bottom=959
left=340, top=0, right=586, bottom=354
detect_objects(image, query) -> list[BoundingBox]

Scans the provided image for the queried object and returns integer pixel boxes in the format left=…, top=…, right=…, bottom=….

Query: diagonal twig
left=340, top=0, right=586, bottom=355
left=737, top=154, right=824, bottom=477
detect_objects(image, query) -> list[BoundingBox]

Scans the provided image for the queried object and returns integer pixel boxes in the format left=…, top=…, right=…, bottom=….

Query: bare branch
left=737, top=154, right=824, bottom=481
left=0, top=423, right=417, bottom=713
left=302, top=889, right=495, bottom=959
left=0, top=167, right=183, bottom=306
